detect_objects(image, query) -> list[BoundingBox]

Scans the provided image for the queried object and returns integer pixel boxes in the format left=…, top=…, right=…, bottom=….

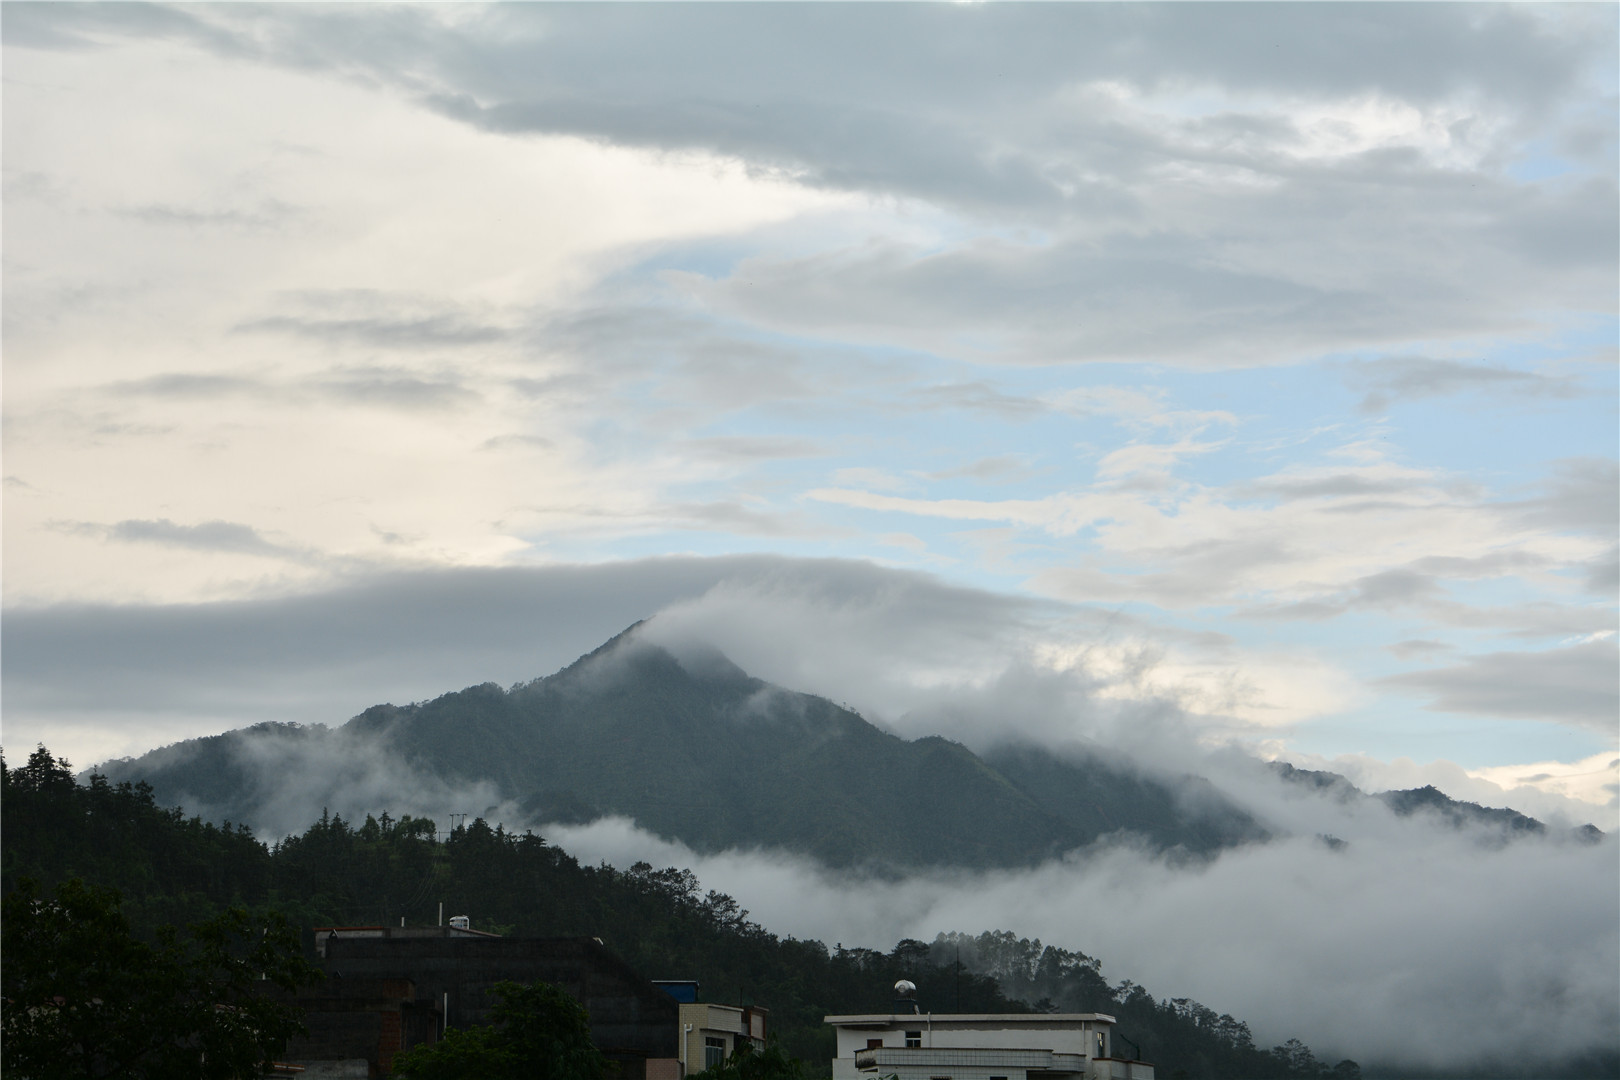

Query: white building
left=825, top=1007, right=1153, bottom=1080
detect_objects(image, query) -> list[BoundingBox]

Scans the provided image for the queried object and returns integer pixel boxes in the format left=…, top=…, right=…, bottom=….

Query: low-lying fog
left=10, top=559, right=1617, bottom=1069
left=539, top=813, right=1616, bottom=1071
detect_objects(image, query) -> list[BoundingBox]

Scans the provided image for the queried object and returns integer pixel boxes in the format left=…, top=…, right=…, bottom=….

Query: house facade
left=825, top=1011, right=1153, bottom=1080
left=653, top=979, right=769, bottom=1076
left=315, top=928, right=681, bottom=1079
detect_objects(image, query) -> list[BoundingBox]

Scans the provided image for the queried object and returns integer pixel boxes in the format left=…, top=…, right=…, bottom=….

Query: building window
left=705, top=1037, right=726, bottom=1070
left=905, top=1031, right=922, bottom=1049
left=867, top=1039, right=884, bottom=1050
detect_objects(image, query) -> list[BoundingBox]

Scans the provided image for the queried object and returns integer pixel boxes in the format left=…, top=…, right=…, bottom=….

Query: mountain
left=96, top=625, right=1267, bottom=869
left=1268, top=762, right=1603, bottom=845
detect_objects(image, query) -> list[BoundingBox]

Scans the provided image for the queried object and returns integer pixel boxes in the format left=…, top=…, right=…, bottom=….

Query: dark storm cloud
left=1379, top=639, right=1619, bottom=731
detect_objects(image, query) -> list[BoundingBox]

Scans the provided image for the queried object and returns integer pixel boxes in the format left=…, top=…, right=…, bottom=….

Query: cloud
left=50, top=517, right=302, bottom=560
left=109, top=722, right=525, bottom=845
left=908, top=382, right=1046, bottom=419
left=96, top=5, right=1600, bottom=210
left=236, top=315, right=508, bottom=351
left=479, top=434, right=555, bottom=454
left=11, top=548, right=1614, bottom=1067
left=1511, top=456, right=1620, bottom=536
left=0, top=558, right=1041, bottom=766
left=1467, top=751, right=1620, bottom=814
left=106, top=373, right=265, bottom=400
left=64, top=693, right=1618, bottom=1068
left=1047, top=386, right=1237, bottom=434
left=314, top=368, right=481, bottom=411
left=537, top=811, right=1617, bottom=1070
left=114, top=198, right=299, bottom=230
left=7, top=554, right=1322, bottom=780
left=1378, top=640, right=1620, bottom=731
left=680, top=436, right=826, bottom=463
left=925, top=456, right=1033, bottom=482
left=1343, top=355, right=1586, bottom=413
left=13, top=5, right=1614, bottom=371
left=1386, top=639, right=1452, bottom=661
left=1295, top=750, right=1619, bottom=829
left=812, top=457, right=1613, bottom=637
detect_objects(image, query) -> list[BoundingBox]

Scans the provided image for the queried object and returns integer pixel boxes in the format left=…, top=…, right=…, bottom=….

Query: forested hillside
left=2, top=744, right=1370, bottom=1079
left=96, top=629, right=1267, bottom=868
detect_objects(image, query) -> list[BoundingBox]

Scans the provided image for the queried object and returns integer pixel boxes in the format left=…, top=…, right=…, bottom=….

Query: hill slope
left=98, top=626, right=1265, bottom=869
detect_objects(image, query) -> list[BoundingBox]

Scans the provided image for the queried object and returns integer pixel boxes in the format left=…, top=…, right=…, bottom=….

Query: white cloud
left=1, top=36, right=844, bottom=608
left=1378, top=640, right=1619, bottom=732
left=538, top=812, right=1618, bottom=1070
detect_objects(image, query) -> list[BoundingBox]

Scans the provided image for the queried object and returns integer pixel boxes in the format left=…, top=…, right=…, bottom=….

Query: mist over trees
left=5, top=746, right=1615, bottom=1079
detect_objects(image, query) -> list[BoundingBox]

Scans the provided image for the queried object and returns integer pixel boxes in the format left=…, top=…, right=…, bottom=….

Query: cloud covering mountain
left=82, top=614, right=1620, bottom=1071
left=4, top=5, right=1616, bottom=1072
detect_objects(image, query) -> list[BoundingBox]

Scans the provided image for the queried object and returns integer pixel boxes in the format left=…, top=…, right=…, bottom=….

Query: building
left=262, top=977, right=441, bottom=1079
left=826, top=987, right=1153, bottom=1080
left=654, top=980, right=769, bottom=1075
left=315, top=926, right=681, bottom=1080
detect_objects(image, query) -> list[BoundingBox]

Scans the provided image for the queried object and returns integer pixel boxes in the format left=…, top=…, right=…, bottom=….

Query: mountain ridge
left=91, top=626, right=1599, bottom=865
left=93, top=626, right=1268, bottom=868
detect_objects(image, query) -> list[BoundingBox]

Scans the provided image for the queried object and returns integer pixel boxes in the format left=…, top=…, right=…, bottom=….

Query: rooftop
left=825, top=1014, right=1117, bottom=1026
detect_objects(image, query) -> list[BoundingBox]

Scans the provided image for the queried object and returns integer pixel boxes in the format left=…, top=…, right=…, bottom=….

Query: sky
left=4, top=2, right=1615, bottom=809
left=3, top=4, right=1617, bottom=1066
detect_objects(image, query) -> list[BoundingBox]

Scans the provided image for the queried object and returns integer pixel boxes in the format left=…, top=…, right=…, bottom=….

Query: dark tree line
left=5, top=745, right=1350, bottom=1078
left=931, top=931, right=1359, bottom=1080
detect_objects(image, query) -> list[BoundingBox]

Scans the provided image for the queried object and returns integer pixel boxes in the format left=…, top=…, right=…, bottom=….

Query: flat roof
left=825, top=1014, right=1116, bottom=1025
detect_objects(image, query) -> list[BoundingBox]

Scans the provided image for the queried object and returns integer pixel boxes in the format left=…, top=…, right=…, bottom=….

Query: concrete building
left=653, top=979, right=769, bottom=1076
left=826, top=993, right=1153, bottom=1080
left=315, top=927, right=681, bottom=1080
left=260, top=977, right=440, bottom=1079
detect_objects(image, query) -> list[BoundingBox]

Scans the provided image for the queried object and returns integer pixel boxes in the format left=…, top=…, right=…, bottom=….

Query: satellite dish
left=894, top=979, right=917, bottom=998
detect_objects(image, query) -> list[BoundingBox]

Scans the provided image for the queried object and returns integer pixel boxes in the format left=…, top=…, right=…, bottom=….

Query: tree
left=697, top=1038, right=806, bottom=1080
left=2, top=877, right=320, bottom=1080
left=389, top=980, right=608, bottom=1080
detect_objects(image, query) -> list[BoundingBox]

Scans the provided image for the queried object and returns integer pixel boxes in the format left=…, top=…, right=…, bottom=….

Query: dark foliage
left=934, top=931, right=1362, bottom=1080
left=698, top=1038, right=807, bottom=1080
left=6, top=745, right=1354, bottom=1079
left=1, top=875, right=320, bottom=1080
left=98, top=633, right=1268, bottom=870
left=390, top=979, right=608, bottom=1080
